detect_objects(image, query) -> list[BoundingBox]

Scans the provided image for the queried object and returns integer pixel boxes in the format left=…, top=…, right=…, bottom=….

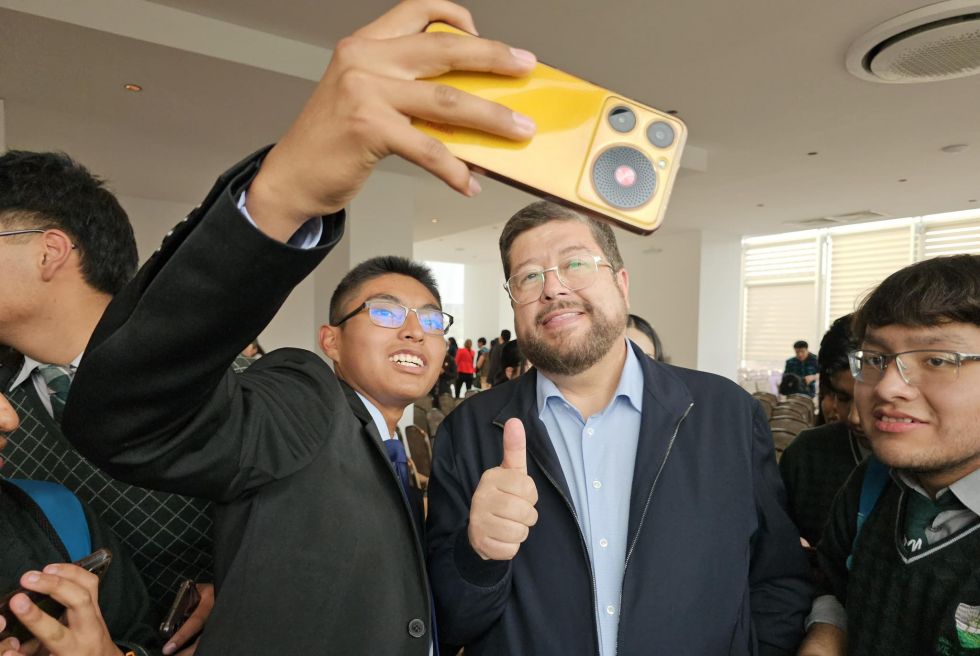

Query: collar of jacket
left=492, top=340, right=695, bottom=546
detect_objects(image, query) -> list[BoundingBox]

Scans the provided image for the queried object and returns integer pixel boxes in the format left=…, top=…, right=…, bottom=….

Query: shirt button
left=592, top=480, right=602, bottom=489
left=407, top=618, right=426, bottom=638
left=606, top=605, right=616, bottom=615
left=599, top=538, right=609, bottom=548
left=586, top=428, right=595, bottom=436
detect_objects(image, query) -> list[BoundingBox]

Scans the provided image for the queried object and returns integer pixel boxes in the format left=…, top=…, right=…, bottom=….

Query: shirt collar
left=11, top=352, right=84, bottom=391
left=536, top=338, right=644, bottom=418
left=354, top=391, right=396, bottom=441
left=896, top=468, right=980, bottom=517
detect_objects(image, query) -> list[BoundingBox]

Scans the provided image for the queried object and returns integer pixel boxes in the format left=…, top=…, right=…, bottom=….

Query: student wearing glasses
left=800, top=254, right=980, bottom=656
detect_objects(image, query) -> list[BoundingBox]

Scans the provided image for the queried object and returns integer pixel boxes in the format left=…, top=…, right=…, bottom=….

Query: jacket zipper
left=493, top=419, right=602, bottom=656
left=616, top=401, right=694, bottom=656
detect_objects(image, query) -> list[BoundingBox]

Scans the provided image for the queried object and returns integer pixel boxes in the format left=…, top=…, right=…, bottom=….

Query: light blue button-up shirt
left=536, top=340, right=644, bottom=656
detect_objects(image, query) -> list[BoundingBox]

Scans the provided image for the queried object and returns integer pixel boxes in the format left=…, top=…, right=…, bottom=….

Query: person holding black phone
left=0, top=394, right=161, bottom=656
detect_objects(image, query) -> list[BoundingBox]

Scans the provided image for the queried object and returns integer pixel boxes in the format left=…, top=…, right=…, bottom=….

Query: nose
left=872, top=357, right=918, bottom=402
left=399, top=309, right=426, bottom=341
left=846, top=398, right=863, bottom=434
left=540, top=268, right=570, bottom=301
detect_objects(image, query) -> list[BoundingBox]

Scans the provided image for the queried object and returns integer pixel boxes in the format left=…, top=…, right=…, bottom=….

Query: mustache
left=535, top=300, right=593, bottom=325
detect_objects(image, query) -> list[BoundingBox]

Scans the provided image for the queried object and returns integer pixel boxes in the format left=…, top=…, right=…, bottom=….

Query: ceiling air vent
left=846, top=1, right=980, bottom=83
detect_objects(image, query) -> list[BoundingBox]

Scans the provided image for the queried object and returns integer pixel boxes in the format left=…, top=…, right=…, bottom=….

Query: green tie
left=37, top=364, right=75, bottom=423
left=902, top=489, right=966, bottom=555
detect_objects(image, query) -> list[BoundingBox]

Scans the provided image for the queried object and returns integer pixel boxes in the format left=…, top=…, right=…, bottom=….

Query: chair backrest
left=464, top=389, right=480, bottom=399
left=771, top=406, right=808, bottom=422
left=770, top=416, right=809, bottom=436
left=414, top=395, right=433, bottom=412
left=405, top=425, right=432, bottom=478
left=427, top=408, right=446, bottom=437
left=413, top=405, right=428, bottom=431
left=438, top=393, right=455, bottom=415
left=752, top=391, right=778, bottom=405
left=771, top=428, right=798, bottom=461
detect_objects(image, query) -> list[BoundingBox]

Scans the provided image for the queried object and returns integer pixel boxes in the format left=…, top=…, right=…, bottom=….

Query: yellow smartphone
left=414, top=22, right=687, bottom=235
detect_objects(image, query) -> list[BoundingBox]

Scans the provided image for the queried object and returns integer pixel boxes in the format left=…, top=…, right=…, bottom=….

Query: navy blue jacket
left=427, top=344, right=812, bottom=655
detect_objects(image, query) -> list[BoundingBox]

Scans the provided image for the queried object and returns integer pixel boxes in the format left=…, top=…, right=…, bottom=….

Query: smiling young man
left=59, top=1, right=543, bottom=653
left=799, top=254, right=980, bottom=656
left=426, top=201, right=812, bottom=656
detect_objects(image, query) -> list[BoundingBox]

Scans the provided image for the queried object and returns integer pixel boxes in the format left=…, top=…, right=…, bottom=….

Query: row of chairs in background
left=405, top=391, right=481, bottom=491
left=752, top=391, right=816, bottom=460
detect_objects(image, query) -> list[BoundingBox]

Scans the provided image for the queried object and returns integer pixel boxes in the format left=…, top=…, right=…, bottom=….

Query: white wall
left=696, top=231, right=743, bottom=381
left=617, top=229, right=702, bottom=369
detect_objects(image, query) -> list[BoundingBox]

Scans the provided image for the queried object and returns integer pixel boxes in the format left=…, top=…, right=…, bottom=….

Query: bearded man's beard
left=519, top=298, right=627, bottom=376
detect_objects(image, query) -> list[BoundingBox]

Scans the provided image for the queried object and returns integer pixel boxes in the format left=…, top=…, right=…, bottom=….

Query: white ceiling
left=2, top=0, right=979, bottom=259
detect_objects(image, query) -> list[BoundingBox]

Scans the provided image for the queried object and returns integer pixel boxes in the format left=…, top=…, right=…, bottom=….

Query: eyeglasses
left=0, top=229, right=78, bottom=250
left=333, top=300, right=454, bottom=335
left=503, top=254, right=614, bottom=305
left=848, top=349, right=980, bottom=387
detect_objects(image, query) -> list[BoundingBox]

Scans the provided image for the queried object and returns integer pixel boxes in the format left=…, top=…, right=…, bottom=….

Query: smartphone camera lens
left=608, top=106, right=636, bottom=133
left=646, top=121, right=675, bottom=148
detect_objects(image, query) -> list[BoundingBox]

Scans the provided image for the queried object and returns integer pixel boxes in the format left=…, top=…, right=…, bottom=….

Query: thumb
left=500, top=418, right=527, bottom=473
left=0, top=394, right=19, bottom=434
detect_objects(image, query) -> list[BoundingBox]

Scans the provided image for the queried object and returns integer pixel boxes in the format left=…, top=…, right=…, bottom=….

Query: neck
left=541, top=337, right=628, bottom=419
left=6, top=287, right=111, bottom=365
left=913, top=459, right=980, bottom=499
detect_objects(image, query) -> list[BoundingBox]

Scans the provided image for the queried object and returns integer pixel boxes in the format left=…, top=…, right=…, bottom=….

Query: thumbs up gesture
left=468, top=418, right=539, bottom=560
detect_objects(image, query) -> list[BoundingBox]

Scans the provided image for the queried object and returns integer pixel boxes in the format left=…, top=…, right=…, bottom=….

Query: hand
left=247, top=0, right=538, bottom=240
left=467, top=418, right=539, bottom=560
left=0, top=565, right=122, bottom=656
left=797, top=622, right=846, bottom=656
left=0, top=394, right=19, bottom=466
left=162, top=583, right=214, bottom=656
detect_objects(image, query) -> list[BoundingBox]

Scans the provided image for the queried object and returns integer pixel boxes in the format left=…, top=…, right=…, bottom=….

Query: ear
left=38, top=230, right=76, bottom=283
left=318, top=323, right=341, bottom=364
left=616, top=267, right=630, bottom=310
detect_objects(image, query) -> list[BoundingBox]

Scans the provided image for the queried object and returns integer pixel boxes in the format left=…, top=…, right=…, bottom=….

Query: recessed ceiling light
left=123, top=83, right=142, bottom=93
left=969, top=199, right=978, bottom=203
left=898, top=178, right=908, bottom=182
left=756, top=203, right=765, bottom=207
left=455, top=247, right=465, bottom=251
left=941, top=143, right=969, bottom=153
left=807, top=151, right=818, bottom=156
left=431, top=218, right=439, bottom=224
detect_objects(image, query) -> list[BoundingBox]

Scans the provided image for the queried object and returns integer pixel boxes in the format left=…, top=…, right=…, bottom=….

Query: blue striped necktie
left=384, top=437, right=411, bottom=496
left=37, top=364, right=76, bottom=422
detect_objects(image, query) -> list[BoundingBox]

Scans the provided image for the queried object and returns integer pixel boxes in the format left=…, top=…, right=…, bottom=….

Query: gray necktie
left=37, top=364, right=76, bottom=422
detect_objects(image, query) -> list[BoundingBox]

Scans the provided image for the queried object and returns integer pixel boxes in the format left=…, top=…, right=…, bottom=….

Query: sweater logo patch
left=956, top=603, right=980, bottom=649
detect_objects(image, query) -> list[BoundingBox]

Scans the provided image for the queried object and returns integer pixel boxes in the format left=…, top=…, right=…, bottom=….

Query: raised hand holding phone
left=467, top=418, right=539, bottom=560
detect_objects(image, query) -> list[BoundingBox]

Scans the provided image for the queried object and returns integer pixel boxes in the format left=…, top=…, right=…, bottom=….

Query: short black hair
left=818, top=314, right=854, bottom=381
left=853, top=255, right=980, bottom=341
left=329, top=255, right=441, bottom=324
left=627, top=313, right=665, bottom=362
left=498, top=201, right=624, bottom=279
left=0, top=150, right=137, bottom=295
left=793, top=340, right=809, bottom=350
left=477, top=337, right=486, bottom=346
left=501, top=329, right=512, bottom=341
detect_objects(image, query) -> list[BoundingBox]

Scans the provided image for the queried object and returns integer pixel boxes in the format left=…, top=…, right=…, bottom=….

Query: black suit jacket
left=62, top=151, right=432, bottom=655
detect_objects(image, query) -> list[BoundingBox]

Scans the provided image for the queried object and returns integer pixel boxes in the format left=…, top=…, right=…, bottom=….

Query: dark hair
left=818, top=314, right=854, bottom=381
left=501, top=329, right=512, bottom=341
left=779, top=373, right=804, bottom=396
left=0, top=150, right=137, bottom=295
left=492, top=340, right=526, bottom=386
left=627, top=314, right=665, bottom=362
left=498, top=201, right=624, bottom=278
left=853, top=255, right=980, bottom=341
left=478, top=337, right=486, bottom=346
left=793, top=340, right=809, bottom=350
left=329, top=255, right=441, bottom=324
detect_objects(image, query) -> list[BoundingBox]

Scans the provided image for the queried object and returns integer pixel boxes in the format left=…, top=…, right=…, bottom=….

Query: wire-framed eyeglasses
left=503, top=254, right=615, bottom=305
left=333, top=300, right=454, bottom=335
left=0, top=229, right=78, bottom=250
left=848, top=349, right=980, bottom=387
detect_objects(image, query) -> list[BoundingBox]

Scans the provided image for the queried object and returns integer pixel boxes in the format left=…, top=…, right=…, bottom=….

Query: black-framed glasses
left=0, top=229, right=78, bottom=250
left=848, top=349, right=980, bottom=387
left=333, top=300, right=454, bottom=335
left=503, top=254, right=615, bottom=305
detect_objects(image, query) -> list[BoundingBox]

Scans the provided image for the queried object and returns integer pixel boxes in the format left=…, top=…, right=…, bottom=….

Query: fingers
left=0, top=637, right=20, bottom=656
left=382, top=118, right=481, bottom=197
left=5, top=591, right=69, bottom=652
left=13, top=568, right=104, bottom=651
left=500, top=418, right=527, bottom=472
left=354, top=0, right=478, bottom=40
left=0, top=394, right=19, bottom=434
left=164, top=584, right=214, bottom=655
left=374, top=31, right=536, bottom=80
